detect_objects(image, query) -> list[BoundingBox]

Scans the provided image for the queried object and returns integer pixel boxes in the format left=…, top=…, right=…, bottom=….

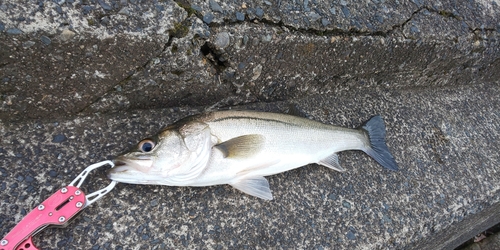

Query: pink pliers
left=0, top=161, right=117, bottom=250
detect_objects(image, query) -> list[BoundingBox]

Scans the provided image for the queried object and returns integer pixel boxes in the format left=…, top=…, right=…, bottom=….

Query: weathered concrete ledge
left=1, top=0, right=499, bottom=249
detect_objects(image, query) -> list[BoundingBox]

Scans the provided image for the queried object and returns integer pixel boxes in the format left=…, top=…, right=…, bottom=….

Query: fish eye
left=138, top=139, right=155, bottom=152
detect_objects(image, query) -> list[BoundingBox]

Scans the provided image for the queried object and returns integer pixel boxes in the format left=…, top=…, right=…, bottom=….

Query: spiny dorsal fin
left=286, top=103, right=308, bottom=118
left=230, top=176, right=273, bottom=200
left=214, top=134, right=265, bottom=159
left=318, top=153, right=346, bottom=172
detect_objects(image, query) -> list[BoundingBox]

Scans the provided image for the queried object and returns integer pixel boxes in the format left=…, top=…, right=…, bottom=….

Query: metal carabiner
left=68, top=160, right=117, bottom=208
left=0, top=160, right=116, bottom=250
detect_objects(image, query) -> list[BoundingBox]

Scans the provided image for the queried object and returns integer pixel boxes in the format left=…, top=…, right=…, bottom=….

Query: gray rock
left=48, top=170, right=58, bottom=177
left=209, top=0, right=223, bottom=13
left=82, top=5, right=93, bottom=15
left=24, top=176, right=34, bottom=182
left=346, top=231, right=356, bottom=240
left=191, top=17, right=211, bottom=38
left=59, top=29, right=75, bottom=41
left=342, top=201, right=351, bottom=208
left=411, top=0, right=424, bottom=7
left=52, top=134, right=66, bottom=143
left=191, top=5, right=202, bottom=12
left=308, top=12, right=321, bottom=22
left=155, top=4, right=164, bottom=12
left=22, top=41, right=35, bottom=48
left=55, top=5, right=63, bottom=14
left=0, top=22, right=4, bottom=31
left=214, top=32, right=230, bottom=49
left=341, top=6, right=350, bottom=18
left=261, top=34, right=272, bottom=43
left=40, top=35, right=51, bottom=45
left=118, top=7, right=130, bottom=16
left=101, top=16, right=111, bottom=26
left=321, top=18, right=331, bottom=26
left=303, top=0, right=309, bottom=10
left=255, top=7, right=264, bottom=18
left=251, top=64, right=262, bottom=81
left=236, top=11, right=245, bottom=21
left=203, top=12, right=214, bottom=24
left=150, top=199, right=159, bottom=206
left=6, top=28, right=22, bottom=35
left=97, top=0, right=112, bottom=11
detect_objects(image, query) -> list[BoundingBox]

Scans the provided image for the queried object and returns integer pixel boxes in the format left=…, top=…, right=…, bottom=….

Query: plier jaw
left=1, top=161, right=117, bottom=250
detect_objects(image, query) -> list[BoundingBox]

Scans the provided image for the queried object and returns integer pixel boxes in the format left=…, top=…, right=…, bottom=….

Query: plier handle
left=1, top=161, right=117, bottom=250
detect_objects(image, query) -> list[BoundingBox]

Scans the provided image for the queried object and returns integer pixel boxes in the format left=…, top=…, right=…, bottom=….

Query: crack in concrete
left=417, top=6, right=499, bottom=36
left=173, top=0, right=413, bottom=38
left=191, top=5, right=424, bottom=38
left=398, top=7, right=427, bottom=39
left=76, top=0, right=201, bottom=116
left=71, top=1, right=198, bottom=116
left=206, top=16, right=390, bottom=37
left=75, top=17, right=193, bottom=116
left=201, top=4, right=497, bottom=40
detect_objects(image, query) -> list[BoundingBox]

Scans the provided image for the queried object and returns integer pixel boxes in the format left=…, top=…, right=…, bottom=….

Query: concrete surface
left=1, top=0, right=499, bottom=249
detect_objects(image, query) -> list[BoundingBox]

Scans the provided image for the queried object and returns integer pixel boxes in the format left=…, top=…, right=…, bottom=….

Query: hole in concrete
left=455, top=222, right=500, bottom=249
left=200, top=42, right=228, bottom=73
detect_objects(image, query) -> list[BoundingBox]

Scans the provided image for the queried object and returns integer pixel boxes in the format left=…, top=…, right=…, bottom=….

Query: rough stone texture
left=1, top=0, right=499, bottom=249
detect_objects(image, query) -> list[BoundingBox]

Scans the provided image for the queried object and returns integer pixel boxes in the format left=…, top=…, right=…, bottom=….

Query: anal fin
left=230, top=176, right=273, bottom=200
left=318, top=153, right=346, bottom=172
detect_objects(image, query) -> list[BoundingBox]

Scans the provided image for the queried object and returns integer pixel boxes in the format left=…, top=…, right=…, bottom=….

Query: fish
left=107, top=110, right=398, bottom=200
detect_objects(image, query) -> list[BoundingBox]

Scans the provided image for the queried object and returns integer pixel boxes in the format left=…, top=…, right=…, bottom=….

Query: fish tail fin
left=359, top=116, right=399, bottom=171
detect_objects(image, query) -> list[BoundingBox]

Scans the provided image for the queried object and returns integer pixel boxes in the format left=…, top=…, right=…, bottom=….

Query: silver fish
left=107, top=110, right=398, bottom=200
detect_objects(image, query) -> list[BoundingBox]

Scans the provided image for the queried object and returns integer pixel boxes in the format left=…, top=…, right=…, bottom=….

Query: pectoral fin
left=230, top=176, right=273, bottom=200
left=214, top=134, right=265, bottom=159
left=318, top=153, right=346, bottom=172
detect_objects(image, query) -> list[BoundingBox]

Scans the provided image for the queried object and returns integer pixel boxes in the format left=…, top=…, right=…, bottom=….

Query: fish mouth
left=106, top=157, right=155, bottom=183
left=107, top=161, right=131, bottom=174
left=106, top=160, right=131, bottom=180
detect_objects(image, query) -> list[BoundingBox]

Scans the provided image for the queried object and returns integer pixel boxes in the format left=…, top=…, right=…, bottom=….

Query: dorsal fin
left=286, top=103, right=308, bottom=118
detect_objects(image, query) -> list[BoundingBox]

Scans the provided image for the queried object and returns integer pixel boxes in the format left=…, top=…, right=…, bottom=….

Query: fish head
left=107, top=121, right=214, bottom=185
